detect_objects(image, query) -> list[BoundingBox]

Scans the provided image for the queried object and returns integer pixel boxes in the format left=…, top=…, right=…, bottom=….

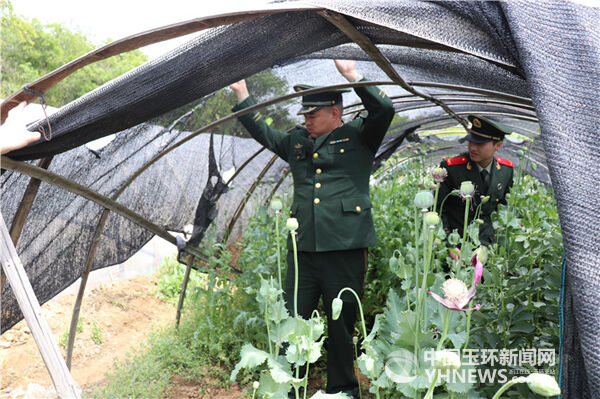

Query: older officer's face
left=304, top=107, right=342, bottom=139
left=468, top=140, right=503, bottom=167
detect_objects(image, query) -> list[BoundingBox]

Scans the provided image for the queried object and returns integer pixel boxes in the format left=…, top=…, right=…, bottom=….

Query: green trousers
left=284, top=247, right=367, bottom=394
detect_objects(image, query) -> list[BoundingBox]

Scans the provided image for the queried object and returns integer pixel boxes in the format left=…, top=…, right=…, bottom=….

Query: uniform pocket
left=341, top=196, right=373, bottom=214
left=327, top=139, right=356, bottom=155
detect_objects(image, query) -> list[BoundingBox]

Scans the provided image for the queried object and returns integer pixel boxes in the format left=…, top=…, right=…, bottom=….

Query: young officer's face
left=468, top=140, right=503, bottom=167
left=304, top=107, right=340, bottom=138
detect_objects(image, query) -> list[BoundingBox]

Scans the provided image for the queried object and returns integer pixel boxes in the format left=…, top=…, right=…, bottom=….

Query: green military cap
left=293, top=84, right=350, bottom=115
left=465, top=115, right=512, bottom=143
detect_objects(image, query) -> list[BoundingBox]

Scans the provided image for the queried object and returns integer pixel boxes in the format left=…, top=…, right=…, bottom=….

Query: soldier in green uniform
left=230, top=60, right=394, bottom=397
left=437, top=115, right=514, bottom=256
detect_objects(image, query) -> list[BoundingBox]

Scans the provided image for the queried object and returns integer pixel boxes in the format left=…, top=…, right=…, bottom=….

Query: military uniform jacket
left=233, top=81, right=395, bottom=252
left=437, top=153, right=514, bottom=245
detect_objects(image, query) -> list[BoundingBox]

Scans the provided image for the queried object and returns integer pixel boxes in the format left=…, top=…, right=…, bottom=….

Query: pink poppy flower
left=428, top=252, right=484, bottom=311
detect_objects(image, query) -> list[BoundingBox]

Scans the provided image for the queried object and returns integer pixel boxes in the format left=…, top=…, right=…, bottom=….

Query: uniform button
left=314, top=198, right=320, bottom=204
left=316, top=168, right=322, bottom=174
left=340, top=149, right=345, bottom=154
left=315, top=183, right=321, bottom=188
left=313, top=153, right=319, bottom=159
left=355, top=206, right=361, bottom=212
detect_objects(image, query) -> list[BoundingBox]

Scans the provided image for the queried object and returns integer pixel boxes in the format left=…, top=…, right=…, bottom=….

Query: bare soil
left=0, top=275, right=245, bottom=398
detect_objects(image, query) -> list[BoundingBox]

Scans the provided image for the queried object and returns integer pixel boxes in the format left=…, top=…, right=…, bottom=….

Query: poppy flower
left=428, top=270, right=481, bottom=312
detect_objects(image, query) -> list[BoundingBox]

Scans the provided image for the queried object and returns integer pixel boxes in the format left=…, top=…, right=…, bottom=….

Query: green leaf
left=446, top=377, right=474, bottom=394
left=447, top=331, right=467, bottom=349
left=270, top=366, right=303, bottom=384
left=258, top=372, right=291, bottom=399
left=510, top=322, right=535, bottom=333
left=268, top=300, right=290, bottom=324
left=230, top=343, right=271, bottom=381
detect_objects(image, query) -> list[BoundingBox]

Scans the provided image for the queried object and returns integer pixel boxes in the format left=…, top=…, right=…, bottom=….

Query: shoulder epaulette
left=496, top=157, right=514, bottom=167
left=444, top=156, right=468, bottom=166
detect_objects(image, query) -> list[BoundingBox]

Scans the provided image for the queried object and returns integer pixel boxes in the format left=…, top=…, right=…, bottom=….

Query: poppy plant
left=428, top=252, right=484, bottom=311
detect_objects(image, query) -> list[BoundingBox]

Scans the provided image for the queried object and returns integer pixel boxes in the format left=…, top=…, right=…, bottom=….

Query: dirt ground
left=0, top=275, right=188, bottom=397
left=0, top=254, right=366, bottom=399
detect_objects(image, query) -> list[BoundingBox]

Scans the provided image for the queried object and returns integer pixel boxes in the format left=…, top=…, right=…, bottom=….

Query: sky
left=12, top=0, right=274, bottom=59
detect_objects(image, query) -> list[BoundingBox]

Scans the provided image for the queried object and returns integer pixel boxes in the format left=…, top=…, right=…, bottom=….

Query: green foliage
left=92, top=329, right=176, bottom=399
left=156, top=256, right=205, bottom=299
left=97, top=146, right=561, bottom=398
left=153, top=69, right=294, bottom=135
left=59, top=316, right=83, bottom=348
left=1, top=0, right=147, bottom=106
left=358, top=151, right=562, bottom=398
left=91, top=319, right=103, bottom=345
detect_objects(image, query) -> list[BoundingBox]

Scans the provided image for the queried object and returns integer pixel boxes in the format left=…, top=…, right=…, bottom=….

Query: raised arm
left=334, top=60, right=395, bottom=152
left=230, top=79, right=290, bottom=161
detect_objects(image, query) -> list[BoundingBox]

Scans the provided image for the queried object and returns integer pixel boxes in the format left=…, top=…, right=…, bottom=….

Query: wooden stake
left=0, top=214, right=81, bottom=398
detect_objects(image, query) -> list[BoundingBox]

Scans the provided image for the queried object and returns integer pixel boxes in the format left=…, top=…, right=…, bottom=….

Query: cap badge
left=473, top=118, right=482, bottom=128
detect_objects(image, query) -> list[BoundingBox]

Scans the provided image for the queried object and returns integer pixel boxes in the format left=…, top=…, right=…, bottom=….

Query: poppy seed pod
left=434, top=350, right=462, bottom=371
left=270, top=199, right=283, bottom=211
left=424, top=211, right=440, bottom=228
left=460, top=181, right=475, bottom=197
left=448, top=231, right=461, bottom=246
left=253, top=381, right=260, bottom=390
left=332, top=298, right=343, bottom=320
left=481, top=195, right=490, bottom=204
left=414, top=190, right=434, bottom=209
left=286, top=218, right=299, bottom=231
left=526, top=373, right=561, bottom=396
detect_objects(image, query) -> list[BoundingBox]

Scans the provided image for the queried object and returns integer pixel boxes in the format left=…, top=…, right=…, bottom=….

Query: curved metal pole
left=410, top=81, right=532, bottom=105
left=0, top=5, right=319, bottom=121
left=266, top=169, right=292, bottom=205
left=345, top=97, right=537, bottom=119
left=0, top=156, right=206, bottom=260
left=65, top=208, right=109, bottom=369
left=391, top=112, right=540, bottom=139
left=175, top=255, right=196, bottom=328
left=225, top=147, right=267, bottom=185
left=318, top=10, right=469, bottom=129
left=67, top=105, right=227, bottom=370
left=394, top=101, right=538, bottom=118
left=1, top=157, right=53, bottom=293
left=64, top=104, right=213, bottom=367
left=224, top=154, right=279, bottom=243
left=391, top=96, right=536, bottom=113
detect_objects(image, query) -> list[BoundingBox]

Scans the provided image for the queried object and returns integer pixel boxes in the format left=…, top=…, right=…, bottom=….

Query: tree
left=155, top=69, right=296, bottom=138
left=0, top=0, right=147, bottom=107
